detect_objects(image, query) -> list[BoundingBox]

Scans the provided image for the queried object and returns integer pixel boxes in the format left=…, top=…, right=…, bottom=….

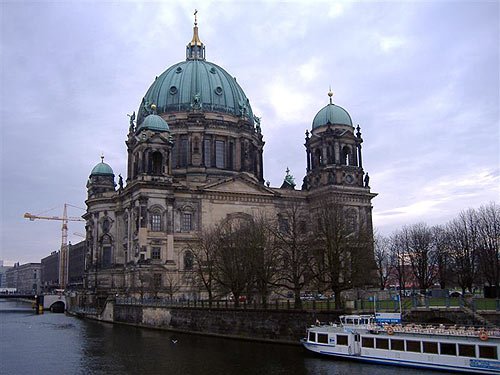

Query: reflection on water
left=0, top=300, right=434, bottom=375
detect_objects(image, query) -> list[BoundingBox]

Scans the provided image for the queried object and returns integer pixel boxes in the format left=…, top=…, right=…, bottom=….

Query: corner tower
left=303, top=91, right=367, bottom=191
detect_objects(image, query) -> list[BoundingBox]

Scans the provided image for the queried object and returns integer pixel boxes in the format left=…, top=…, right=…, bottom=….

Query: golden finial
left=189, top=9, right=203, bottom=47
left=151, top=103, right=157, bottom=111
left=328, top=86, right=334, bottom=104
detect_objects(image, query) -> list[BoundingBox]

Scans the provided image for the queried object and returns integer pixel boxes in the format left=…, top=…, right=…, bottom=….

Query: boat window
left=422, top=341, right=438, bottom=354
left=391, top=339, right=404, bottom=351
left=479, top=345, right=497, bottom=360
left=308, top=332, right=316, bottom=342
left=337, top=335, right=348, bottom=346
left=458, top=344, right=476, bottom=358
left=440, top=343, right=457, bottom=356
left=346, top=318, right=354, bottom=325
left=362, top=337, right=374, bottom=348
left=375, top=338, right=389, bottom=350
left=406, top=340, right=421, bottom=353
left=318, top=333, right=328, bottom=344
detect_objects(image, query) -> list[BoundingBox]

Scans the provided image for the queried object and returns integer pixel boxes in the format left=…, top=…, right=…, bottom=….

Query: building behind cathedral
left=83, top=18, right=377, bottom=299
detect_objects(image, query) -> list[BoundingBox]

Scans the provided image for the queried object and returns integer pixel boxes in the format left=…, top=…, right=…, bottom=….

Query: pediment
left=202, top=174, right=277, bottom=196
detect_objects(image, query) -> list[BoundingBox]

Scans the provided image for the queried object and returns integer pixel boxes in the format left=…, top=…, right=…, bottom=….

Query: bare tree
left=374, top=232, right=391, bottom=290
left=272, top=202, right=314, bottom=309
left=477, top=202, right=500, bottom=289
left=447, top=209, right=481, bottom=294
left=164, top=272, right=180, bottom=300
left=212, top=216, right=255, bottom=307
left=247, top=214, right=279, bottom=308
left=189, top=226, right=219, bottom=307
left=404, top=223, right=437, bottom=294
left=312, top=199, right=375, bottom=308
left=389, top=232, right=408, bottom=296
left=432, top=225, right=452, bottom=289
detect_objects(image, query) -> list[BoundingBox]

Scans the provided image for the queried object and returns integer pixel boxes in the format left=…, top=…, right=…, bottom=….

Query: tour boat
left=302, top=314, right=500, bottom=373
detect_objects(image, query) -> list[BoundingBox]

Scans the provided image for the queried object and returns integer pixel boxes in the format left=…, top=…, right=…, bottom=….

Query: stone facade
left=82, top=21, right=377, bottom=299
left=68, top=240, right=86, bottom=289
left=41, top=251, right=59, bottom=292
left=6, top=262, right=41, bottom=294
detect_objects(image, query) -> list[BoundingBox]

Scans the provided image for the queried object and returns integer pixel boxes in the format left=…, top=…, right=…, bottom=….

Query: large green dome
left=312, top=102, right=352, bottom=129
left=137, top=60, right=254, bottom=124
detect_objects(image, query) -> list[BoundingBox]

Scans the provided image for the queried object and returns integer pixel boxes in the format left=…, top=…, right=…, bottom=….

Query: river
left=0, top=300, right=437, bottom=374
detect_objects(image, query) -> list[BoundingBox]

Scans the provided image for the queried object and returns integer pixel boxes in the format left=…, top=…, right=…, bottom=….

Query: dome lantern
left=186, top=9, right=205, bottom=61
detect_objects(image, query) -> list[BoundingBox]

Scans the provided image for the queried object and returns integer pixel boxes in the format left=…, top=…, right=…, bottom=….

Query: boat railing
left=381, top=323, right=500, bottom=338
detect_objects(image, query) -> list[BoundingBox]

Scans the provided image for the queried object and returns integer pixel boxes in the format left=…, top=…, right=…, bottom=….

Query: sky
left=1, top=0, right=499, bottom=266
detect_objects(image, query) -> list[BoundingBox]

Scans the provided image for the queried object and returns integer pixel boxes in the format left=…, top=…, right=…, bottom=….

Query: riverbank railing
left=114, top=297, right=500, bottom=312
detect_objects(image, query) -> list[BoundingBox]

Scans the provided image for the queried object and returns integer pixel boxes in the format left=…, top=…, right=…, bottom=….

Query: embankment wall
left=112, top=303, right=340, bottom=343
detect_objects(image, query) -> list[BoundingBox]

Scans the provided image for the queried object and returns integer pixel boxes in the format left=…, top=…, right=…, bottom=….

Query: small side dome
left=137, top=114, right=170, bottom=132
left=90, top=160, right=114, bottom=176
left=312, top=103, right=353, bottom=129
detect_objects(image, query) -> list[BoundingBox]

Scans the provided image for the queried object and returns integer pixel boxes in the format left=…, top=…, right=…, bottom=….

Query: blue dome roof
left=137, top=114, right=169, bottom=132
left=312, top=103, right=352, bottom=129
left=137, top=60, right=254, bottom=124
left=90, top=161, right=114, bottom=176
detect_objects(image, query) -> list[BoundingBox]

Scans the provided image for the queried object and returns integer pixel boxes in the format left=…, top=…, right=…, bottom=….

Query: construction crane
left=24, top=203, right=85, bottom=290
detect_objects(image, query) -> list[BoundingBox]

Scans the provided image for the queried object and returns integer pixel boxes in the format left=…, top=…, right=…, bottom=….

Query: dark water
left=0, top=300, right=439, bottom=375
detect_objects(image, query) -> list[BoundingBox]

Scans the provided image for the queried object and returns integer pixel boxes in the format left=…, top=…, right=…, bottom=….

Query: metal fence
left=114, top=296, right=500, bottom=312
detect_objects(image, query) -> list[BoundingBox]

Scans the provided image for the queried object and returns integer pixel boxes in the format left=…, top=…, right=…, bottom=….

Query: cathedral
left=83, top=16, right=377, bottom=298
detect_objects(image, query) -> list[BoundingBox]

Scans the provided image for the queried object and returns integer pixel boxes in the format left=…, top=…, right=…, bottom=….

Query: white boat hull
left=302, top=315, right=500, bottom=374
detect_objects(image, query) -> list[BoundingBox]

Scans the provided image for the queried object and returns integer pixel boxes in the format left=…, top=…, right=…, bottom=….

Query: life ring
left=479, top=330, right=488, bottom=341
left=386, top=326, right=394, bottom=335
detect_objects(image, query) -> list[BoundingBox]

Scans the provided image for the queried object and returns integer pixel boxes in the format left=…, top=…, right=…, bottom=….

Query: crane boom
left=23, top=204, right=85, bottom=290
left=23, top=213, right=84, bottom=221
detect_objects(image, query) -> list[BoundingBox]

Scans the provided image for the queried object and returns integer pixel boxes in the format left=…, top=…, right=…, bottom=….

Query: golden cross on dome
left=194, top=9, right=198, bottom=26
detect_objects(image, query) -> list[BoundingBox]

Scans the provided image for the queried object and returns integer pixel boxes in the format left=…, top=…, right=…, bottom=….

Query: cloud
left=374, top=168, right=500, bottom=233
left=378, top=35, right=407, bottom=53
left=297, top=57, right=323, bottom=83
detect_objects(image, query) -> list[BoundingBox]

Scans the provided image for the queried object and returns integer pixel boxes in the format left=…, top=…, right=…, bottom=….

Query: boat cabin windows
left=406, top=340, right=421, bottom=353
left=458, top=344, right=475, bottom=358
left=440, top=343, right=457, bottom=356
left=308, top=332, right=316, bottom=342
left=337, top=335, right=348, bottom=346
left=362, top=337, right=374, bottom=348
left=317, top=333, right=328, bottom=344
left=423, top=341, right=438, bottom=354
left=391, top=339, right=404, bottom=351
left=479, top=345, right=497, bottom=360
left=376, top=338, right=389, bottom=350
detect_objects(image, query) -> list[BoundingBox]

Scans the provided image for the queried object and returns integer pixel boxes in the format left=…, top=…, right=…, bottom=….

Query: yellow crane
left=24, top=203, right=85, bottom=289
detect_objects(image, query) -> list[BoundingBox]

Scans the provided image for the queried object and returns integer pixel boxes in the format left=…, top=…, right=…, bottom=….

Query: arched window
left=151, top=151, right=163, bottom=175
left=182, top=212, right=192, bottom=232
left=342, top=146, right=351, bottom=166
left=150, top=210, right=162, bottom=232
left=179, top=136, right=188, bottom=167
left=184, top=250, right=194, bottom=270
left=204, top=138, right=211, bottom=167
left=315, top=148, right=322, bottom=167
left=215, top=140, right=225, bottom=168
